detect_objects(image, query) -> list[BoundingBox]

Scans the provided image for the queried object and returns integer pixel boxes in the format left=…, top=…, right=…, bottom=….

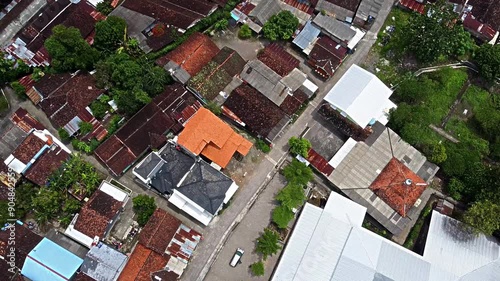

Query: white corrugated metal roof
left=323, top=64, right=393, bottom=128
left=328, top=137, right=357, bottom=168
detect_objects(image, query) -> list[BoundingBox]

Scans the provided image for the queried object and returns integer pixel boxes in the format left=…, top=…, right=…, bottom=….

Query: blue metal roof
left=21, top=238, right=83, bottom=281
left=293, top=21, right=320, bottom=50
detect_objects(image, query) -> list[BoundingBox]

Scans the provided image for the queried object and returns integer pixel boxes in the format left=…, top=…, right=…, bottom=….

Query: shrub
left=205, top=101, right=222, bottom=116
left=10, top=81, right=26, bottom=100
left=256, top=139, right=270, bottom=153
left=447, top=178, right=465, bottom=201
left=90, top=100, right=109, bottom=120
left=272, top=205, right=294, bottom=229
left=262, top=11, right=299, bottom=41
left=132, top=195, right=157, bottom=226
left=79, top=121, right=93, bottom=136
left=288, top=137, right=311, bottom=158
left=238, top=24, right=252, bottom=39
left=276, top=182, right=305, bottom=210
left=58, top=128, right=70, bottom=141
left=256, top=228, right=281, bottom=260
left=250, top=261, right=265, bottom=276
left=283, top=159, right=313, bottom=186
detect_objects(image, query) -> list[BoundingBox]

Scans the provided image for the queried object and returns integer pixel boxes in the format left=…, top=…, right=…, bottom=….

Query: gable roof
left=293, top=21, right=321, bottom=50
left=323, top=64, right=393, bottom=128
left=117, top=243, right=174, bottom=281
left=313, top=13, right=356, bottom=42
left=95, top=83, right=202, bottom=176
left=223, top=84, right=290, bottom=141
left=24, top=146, right=70, bottom=186
left=257, top=43, right=300, bottom=76
left=178, top=108, right=252, bottom=168
left=74, top=189, right=123, bottom=239
left=322, top=0, right=361, bottom=12
left=308, top=36, right=347, bottom=78
left=156, top=33, right=220, bottom=83
left=138, top=208, right=182, bottom=255
left=249, top=0, right=283, bottom=25
left=81, top=243, right=128, bottom=281
left=11, top=133, right=47, bottom=164
left=188, top=47, right=246, bottom=101
left=150, top=148, right=196, bottom=195
left=469, top=0, right=500, bottom=31
left=0, top=224, right=43, bottom=268
left=463, top=13, right=498, bottom=42
left=356, top=0, right=384, bottom=21
left=10, top=108, right=45, bottom=132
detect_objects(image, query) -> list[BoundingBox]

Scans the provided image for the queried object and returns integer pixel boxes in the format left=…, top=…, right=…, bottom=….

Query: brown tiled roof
left=12, top=134, right=47, bottom=163
left=398, top=0, right=426, bottom=14
left=463, top=14, right=497, bottom=41
left=156, top=33, right=220, bottom=76
left=257, top=43, right=300, bottom=76
left=306, top=148, right=334, bottom=176
left=369, top=158, right=427, bottom=217
left=139, top=209, right=181, bottom=255
left=32, top=73, right=73, bottom=99
left=118, top=244, right=176, bottom=281
left=0, top=225, right=43, bottom=268
left=74, top=190, right=122, bottom=239
left=323, top=0, right=361, bottom=12
left=10, top=108, right=45, bottom=133
left=24, top=147, right=70, bottom=186
left=95, top=83, right=202, bottom=176
left=122, top=0, right=216, bottom=30
left=308, top=36, right=347, bottom=78
left=280, top=89, right=309, bottom=116
left=39, top=73, right=104, bottom=128
left=146, top=25, right=177, bottom=52
left=469, top=0, right=500, bottom=31
left=224, top=84, right=287, bottom=138
left=0, top=258, right=23, bottom=281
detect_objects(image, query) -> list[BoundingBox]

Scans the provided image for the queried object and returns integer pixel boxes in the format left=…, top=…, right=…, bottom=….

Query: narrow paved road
left=182, top=1, right=396, bottom=280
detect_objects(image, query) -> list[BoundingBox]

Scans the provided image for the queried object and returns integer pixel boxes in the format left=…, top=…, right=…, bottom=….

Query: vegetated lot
left=0, top=93, right=8, bottom=113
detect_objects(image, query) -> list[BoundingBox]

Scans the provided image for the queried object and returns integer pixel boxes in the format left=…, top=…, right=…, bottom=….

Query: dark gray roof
left=249, top=0, right=282, bottom=25
left=150, top=145, right=195, bottom=194
left=80, top=242, right=128, bottom=281
left=134, top=153, right=163, bottom=180
left=356, top=0, right=384, bottom=21
left=313, top=14, right=356, bottom=42
left=176, top=161, right=233, bottom=215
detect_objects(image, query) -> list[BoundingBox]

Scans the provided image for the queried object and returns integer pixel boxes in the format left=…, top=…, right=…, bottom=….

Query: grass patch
left=404, top=204, right=432, bottom=250
left=0, top=94, right=8, bottom=113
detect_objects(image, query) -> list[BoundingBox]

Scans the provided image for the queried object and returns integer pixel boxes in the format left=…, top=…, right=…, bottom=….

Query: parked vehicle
left=230, top=248, right=244, bottom=267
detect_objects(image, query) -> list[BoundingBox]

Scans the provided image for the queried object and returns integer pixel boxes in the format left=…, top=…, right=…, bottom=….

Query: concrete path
left=182, top=1, right=397, bottom=280
left=0, top=0, right=47, bottom=47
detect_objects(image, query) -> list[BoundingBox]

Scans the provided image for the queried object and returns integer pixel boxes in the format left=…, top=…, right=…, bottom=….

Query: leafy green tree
left=398, top=0, right=474, bottom=62
left=96, top=0, right=114, bottom=15
left=10, top=81, right=26, bottom=99
left=113, top=88, right=151, bottom=116
left=132, top=195, right=157, bottom=226
left=79, top=121, right=93, bottom=135
left=58, top=128, right=70, bottom=141
left=250, top=261, right=265, bottom=276
left=32, top=188, right=63, bottom=224
left=272, top=205, right=294, bottom=229
left=141, top=64, right=171, bottom=96
left=422, top=141, right=447, bottom=163
left=446, top=178, right=465, bottom=201
left=15, top=182, right=38, bottom=219
left=62, top=198, right=81, bottom=214
left=473, top=44, right=500, bottom=81
left=255, top=139, right=270, bottom=153
left=463, top=200, right=500, bottom=236
left=262, top=11, right=299, bottom=41
left=0, top=54, right=30, bottom=85
left=45, top=25, right=100, bottom=71
left=288, top=137, right=311, bottom=158
left=238, top=24, right=252, bottom=39
left=90, top=100, right=109, bottom=120
left=283, top=159, right=313, bottom=186
left=94, top=16, right=127, bottom=52
left=214, top=19, right=229, bottom=31
left=256, top=228, right=281, bottom=260
left=441, top=150, right=466, bottom=177
left=205, top=101, right=222, bottom=116
left=276, top=182, right=305, bottom=210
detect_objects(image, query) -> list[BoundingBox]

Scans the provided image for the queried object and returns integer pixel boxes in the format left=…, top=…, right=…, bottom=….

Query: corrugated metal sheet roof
left=313, top=13, right=356, bottom=42
left=293, top=21, right=321, bottom=49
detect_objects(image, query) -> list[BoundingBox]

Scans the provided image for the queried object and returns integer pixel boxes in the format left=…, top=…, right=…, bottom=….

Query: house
left=0, top=258, right=23, bottom=281
left=272, top=192, right=500, bottom=281
left=258, top=43, right=300, bottom=77
left=156, top=32, right=220, bottom=84
left=0, top=223, right=43, bottom=269
left=65, top=180, right=130, bottom=248
left=31, top=72, right=108, bottom=140
left=79, top=242, right=128, bottom=281
left=308, top=36, right=348, bottom=79
left=118, top=208, right=201, bottom=280
left=3, top=0, right=103, bottom=67
left=462, top=13, right=499, bottom=44
left=293, top=21, right=321, bottom=54
left=187, top=46, right=246, bottom=102
left=354, top=0, right=384, bottom=28
left=178, top=108, right=252, bottom=169
left=21, top=238, right=83, bottom=281
left=3, top=128, right=71, bottom=186
left=314, top=0, right=361, bottom=22
left=133, top=143, right=238, bottom=225
left=398, top=0, right=426, bottom=14
left=323, top=64, right=395, bottom=129
left=223, top=84, right=291, bottom=143
left=94, top=83, right=202, bottom=176
left=312, top=13, right=365, bottom=49
left=249, top=0, right=283, bottom=28
left=278, top=0, right=315, bottom=25
left=327, top=123, right=439, bottom=235
left=469, top=0, right=500, bottom=32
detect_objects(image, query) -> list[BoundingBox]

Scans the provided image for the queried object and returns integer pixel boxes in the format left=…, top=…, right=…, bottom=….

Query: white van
left=230, top=248, right=244, bottom=267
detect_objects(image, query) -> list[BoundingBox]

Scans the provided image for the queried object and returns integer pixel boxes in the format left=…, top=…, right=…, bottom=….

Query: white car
left=230, top=248, right=244, bottom=267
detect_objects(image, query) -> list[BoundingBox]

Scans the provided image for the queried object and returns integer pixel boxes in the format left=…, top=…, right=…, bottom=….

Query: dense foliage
left=250, top=261, right=265, bottom=276
left=255, top=139, right=270, bottom=153
left=473, top=44, right=500, bottom=82
left=288, top=137, right=311, bottom=158
left=238, top=24, right=252, bottom=39
left=132, top=195, right=157, bottom=226
left=463, top=200, right=500, bottom=236
left=94, top=16, right=127, bottom=53
left=256, top=228, right=281, bottom=260
left=262, top=11, right=299, bottom=41
left=45, top=25, right=100, bottom=71
left=96, top=0, right=114, bottom=15
left=272, top=205, right=294, bottom=229
left=283, top=159, right=313, bottom=186
left=1, top=54, right=30, bottom=85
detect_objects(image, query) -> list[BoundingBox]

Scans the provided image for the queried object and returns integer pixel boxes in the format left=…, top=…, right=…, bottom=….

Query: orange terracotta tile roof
left=369, top=158, right=427, bottom=217
left=118, top=244, right=174, bottom=281
left=178, top=108, right=252, bottom=168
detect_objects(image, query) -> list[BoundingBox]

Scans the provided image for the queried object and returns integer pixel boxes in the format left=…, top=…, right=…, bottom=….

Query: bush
left=90, top=100, right=109, bottom=120
left=283, top=159, right=313, bottom=186
left=132, top=195, right=157, bottom=226
left=447, top=178, right=465, bottom=201
left=262, top=11, right=299, bottom=41
left=288, top=137, right=311, bottom=158
left=250, top=261, right=265, bottom=276
left=96, top=0, right=114, bottom=15
left=58, top=128, right=70, bottom=141
left=422, top=141, right=447, bottom=164
left=10, top=81, right=26, bottom=100
left=256, top=228, right=281, bottom=260
left=79, top=121, right=93, bottom=136
left=238, top=24, right=252, bottom=39
left=256, top=139, right=270, bottom=153
left=205, top=101, right=222, bottom=116
left=272, top=205, right=294, bottom=229
left=276, top=182, right=305, bottom=210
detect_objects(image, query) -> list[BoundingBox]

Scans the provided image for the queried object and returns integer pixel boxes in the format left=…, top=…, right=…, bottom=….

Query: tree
left=96, top=0, right=114, bottom=15
left=94, top=16, right=127, bottom=52
left=272, top=205, right=294, bottom=229
left=1, top=54, right=30, bottom=85
left=256, top=228, right=281, bottom=260
left=113, top=88, right=151, bottom=116
left=132, top=195, right=157, bottom=226
left=446, top=178, right=465, bottom=201
left=238, top=24, right=252, bottom=39
left=463, top=200, right=500, bottom=236
left=283, top=159, right=313, bottom=186
left=422, top=141, right=447, bottom=163
left=15, top=182, right=38, bottom=219
left=262, top=11, right=299, bottom=41
left=276, top=182, right=305, bottom=210
left=32, top=188, right=63, bottom=224
left=473, top=44, right=500, bottom=81
left=79, top=121, right=93, bottom=135
left=398, top=0, right=474, bottom=63
left=90, top=100, right=109, bottom=120
left=45, top=25, right=100, bottom=71
left=10, top=81, right=26, bottom=99
left=255, top=139, right=270, bottom=153
left=250, top=261, right=265, bottom=276
left=288, top=137, right=311, bottom=158
left=214, top=19, right=229, bottom=31
left=58, top=128, right=70, bottom=141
